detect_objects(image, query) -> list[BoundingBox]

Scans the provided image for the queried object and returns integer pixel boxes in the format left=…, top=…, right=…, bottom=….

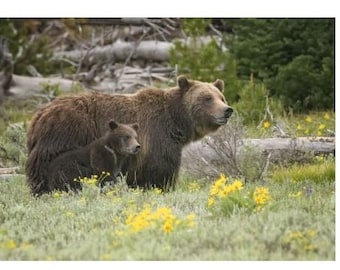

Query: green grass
left=272, top=156, right=335, bottom=184
left=0, top=168, right=335, bottom=260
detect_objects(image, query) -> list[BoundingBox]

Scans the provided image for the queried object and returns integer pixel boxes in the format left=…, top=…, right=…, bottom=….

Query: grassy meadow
left=0, top=108, right=336, bottom=261
left=0, top=159, right=335, bottom=260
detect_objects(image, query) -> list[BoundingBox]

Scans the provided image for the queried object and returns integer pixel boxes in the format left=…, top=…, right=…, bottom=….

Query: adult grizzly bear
left=26, top=75, right=233, bottom=195
left=47, top=120, right=140, bottom=193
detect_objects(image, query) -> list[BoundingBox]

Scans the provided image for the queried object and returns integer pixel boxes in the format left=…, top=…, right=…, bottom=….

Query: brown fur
left=26, top=75, right=233, bottom=195
left=47, top=120, right=140, bottom=193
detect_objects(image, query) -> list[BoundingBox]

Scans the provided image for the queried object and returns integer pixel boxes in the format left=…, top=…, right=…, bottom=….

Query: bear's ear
left=177, top=75, right=192, bottom=92
left=213, top=79, right=224, bottom=93
left=131, top=123, right=139, bottom=132
left=108, top=120, right=118, bottom=131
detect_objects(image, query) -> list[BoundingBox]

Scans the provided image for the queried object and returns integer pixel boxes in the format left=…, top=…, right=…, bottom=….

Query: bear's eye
left=123, top=135, right=130, bottom=140
left=204, top=96, right=213, bottom=103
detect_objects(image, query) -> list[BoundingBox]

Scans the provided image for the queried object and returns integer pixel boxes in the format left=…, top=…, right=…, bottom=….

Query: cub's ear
left=131, top=123, right=139, bottom=132
left=177, top=75, right=193, bottom=92
left=108, top=120, right=118, bottom=131
left=213, top=79, right=224, bottom=93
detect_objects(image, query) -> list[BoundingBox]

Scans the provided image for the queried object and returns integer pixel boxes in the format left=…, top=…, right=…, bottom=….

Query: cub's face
left=106, top=121, right=141, bottom=155
left=181, top=78, right=233, bottom=139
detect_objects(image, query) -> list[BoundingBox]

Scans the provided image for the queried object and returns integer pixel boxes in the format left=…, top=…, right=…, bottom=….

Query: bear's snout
left=224, top=107, right=233, bottom=118
left=132, top=144, right=141, bottom=154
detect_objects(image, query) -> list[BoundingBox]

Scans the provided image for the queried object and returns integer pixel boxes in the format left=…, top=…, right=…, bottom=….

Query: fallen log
left=180, top=136, right=335, bottom=179
left=9, top=75, right=85, bottom=99
left=53, top=36, right=222, bottom=64
left=0, top=167, right=20, bottom=174
left=2, top=72, right=170, bottom=101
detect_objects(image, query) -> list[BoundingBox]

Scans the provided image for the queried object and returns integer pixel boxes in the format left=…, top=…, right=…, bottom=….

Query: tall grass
left=0, top=167, right=335, bottom=260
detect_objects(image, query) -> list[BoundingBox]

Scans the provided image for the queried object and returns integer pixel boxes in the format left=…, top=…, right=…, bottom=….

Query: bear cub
left=47, top=120, right=140, bottom=193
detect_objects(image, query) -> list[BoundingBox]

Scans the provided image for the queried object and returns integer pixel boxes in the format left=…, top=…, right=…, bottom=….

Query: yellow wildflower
left=323, top=113, right=330, bottom=120
left=210, top=174, right=227, bottom=196
left=219, top=185, right=232, bottom=198
left=297, top=124, right=302, bottom=130
left=318, top=124, right=326, bottom=130
left=2, top=239, right=16, bottom=250
left=162, top=220, right=174, bottom=233
left=230, top=180, right=244, bottom=191
left=262, top=121, right=271, bottom=129
left=253, top=187, right=271, bottom=210
left=207, top=197, right=215, bottom=207
left=305, top=116, right=312, bottom=123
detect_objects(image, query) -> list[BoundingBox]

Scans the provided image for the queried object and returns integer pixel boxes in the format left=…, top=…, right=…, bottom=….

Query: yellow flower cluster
left=209, top=174, right=243, bottom=204
left=208, top=174, right=271, bottom=213
left=125, top=204, right=195, bottom=234
left=188, top=181, right=201, bottom=192
left=295, top=112, right=334, bottom=137
left=253, top=187, right=271, bottom=210
left=77, top=175, right=98, bottom=186
left=77, top=171, right=111, bottom=186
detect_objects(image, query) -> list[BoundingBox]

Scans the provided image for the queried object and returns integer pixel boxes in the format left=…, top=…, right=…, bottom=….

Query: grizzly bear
left=26, top=75, right=233, bottom=195
left=47, top=119, right=140, bottom=192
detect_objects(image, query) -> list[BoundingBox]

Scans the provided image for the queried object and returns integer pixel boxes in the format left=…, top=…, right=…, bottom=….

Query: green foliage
left=226, top=18, right=334, bottom=112
left=0, top=122, right=27, bottom=171
left=169, top=18, right=242, bottom=103
left=0, top=19, right=54, bottom=75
